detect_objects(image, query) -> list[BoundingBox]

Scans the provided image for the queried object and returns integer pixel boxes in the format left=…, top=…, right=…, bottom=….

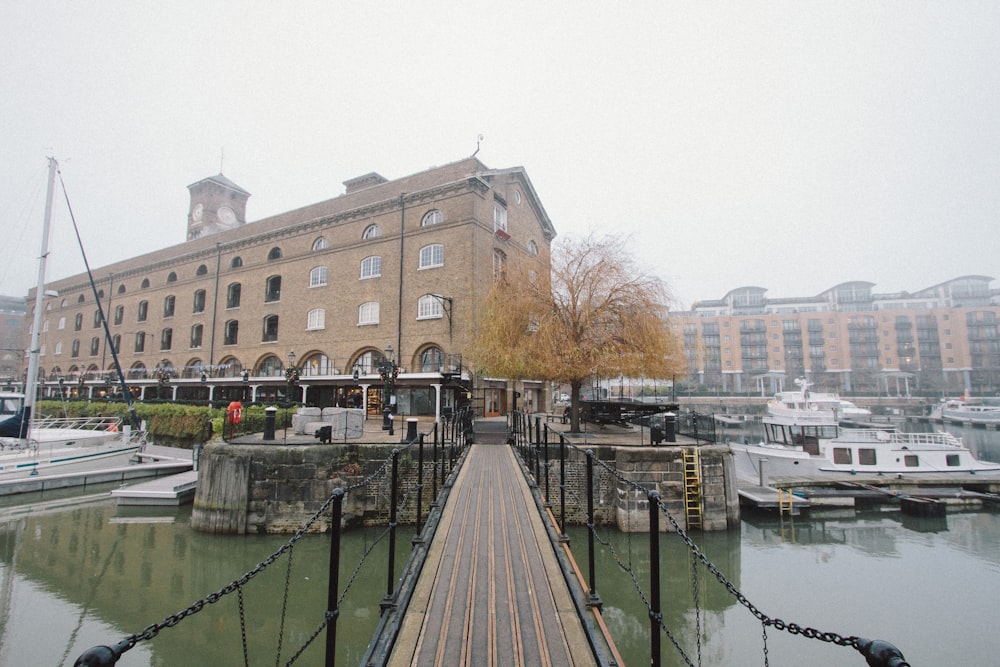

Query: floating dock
left=111, top=470, right=198, bottom=506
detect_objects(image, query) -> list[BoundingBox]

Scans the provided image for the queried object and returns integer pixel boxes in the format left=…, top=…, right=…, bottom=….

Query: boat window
left=904, top=455, right=919, bottom=467
left=858, top=449, right=877, bottom=466
left=946, top=454, right=960, bottom=467
left=833, top=448, right=852, bottom=465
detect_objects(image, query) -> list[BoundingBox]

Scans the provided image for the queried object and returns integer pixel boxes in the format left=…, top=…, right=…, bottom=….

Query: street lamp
left=242, top=369, right=249, bottom=402
left=379, top=344, right=399, bottom=434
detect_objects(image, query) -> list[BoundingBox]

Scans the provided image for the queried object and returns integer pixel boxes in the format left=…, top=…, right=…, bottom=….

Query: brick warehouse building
left=673, top=278, right=1000, bottom=397
left=24, top=157, right=556, bottom=418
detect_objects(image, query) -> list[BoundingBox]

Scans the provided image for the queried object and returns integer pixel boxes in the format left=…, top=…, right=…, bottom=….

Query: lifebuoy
left=227, top=401, right=243, bottom=424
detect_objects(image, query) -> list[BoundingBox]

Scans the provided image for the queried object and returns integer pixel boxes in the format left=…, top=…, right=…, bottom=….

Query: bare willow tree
left=472, top=234, right=685, bottom=432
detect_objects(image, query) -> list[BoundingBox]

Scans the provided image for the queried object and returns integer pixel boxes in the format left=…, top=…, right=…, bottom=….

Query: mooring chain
left=274, top=544, right=295, bottom=667
left=238, top=586, right=250, bottom=667
left=338, top=526, right=391, bottom=607
left=117, top=449, right=399, bottom=653
left=653, top=499, right=860, bottom=650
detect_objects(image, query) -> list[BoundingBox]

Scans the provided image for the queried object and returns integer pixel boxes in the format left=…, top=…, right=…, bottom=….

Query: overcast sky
left=2, top=2, right=998, bottom=310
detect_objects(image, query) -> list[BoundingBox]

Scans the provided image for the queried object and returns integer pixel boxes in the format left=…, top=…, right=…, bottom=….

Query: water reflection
left=0, top=499, right=408, bottom=666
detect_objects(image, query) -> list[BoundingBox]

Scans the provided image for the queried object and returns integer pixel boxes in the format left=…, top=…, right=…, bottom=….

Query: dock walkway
left=388, top=442, right=598, bottom=666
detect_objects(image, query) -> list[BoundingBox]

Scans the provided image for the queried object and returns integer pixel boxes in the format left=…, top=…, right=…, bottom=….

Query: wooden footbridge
left=384, top=425, right=611, bottom=666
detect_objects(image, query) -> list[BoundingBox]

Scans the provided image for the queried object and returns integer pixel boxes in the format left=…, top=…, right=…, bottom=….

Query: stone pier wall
left=191, top=441, right=740, bottom=534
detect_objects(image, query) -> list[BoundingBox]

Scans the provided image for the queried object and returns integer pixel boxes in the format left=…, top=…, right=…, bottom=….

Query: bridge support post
left=325, top=488, right=344, bottom=666
left=585, top=450, right=602, bottom=610
left=382, top=449, right=399, bottom=613
left=648, top=490, right=662, bottom=667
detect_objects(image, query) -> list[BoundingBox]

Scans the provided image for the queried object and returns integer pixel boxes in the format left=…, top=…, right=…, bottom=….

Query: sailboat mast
left=24, top=157, right=57, bottom=411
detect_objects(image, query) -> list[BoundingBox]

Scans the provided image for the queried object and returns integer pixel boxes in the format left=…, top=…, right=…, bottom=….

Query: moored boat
left=729, top=378, right=1000, bottom=482
left=930, top=398, right=1000, bottom=425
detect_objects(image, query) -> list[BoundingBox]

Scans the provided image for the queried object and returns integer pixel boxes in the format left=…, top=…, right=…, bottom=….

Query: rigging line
left=55, top=167, right=140, bottom=432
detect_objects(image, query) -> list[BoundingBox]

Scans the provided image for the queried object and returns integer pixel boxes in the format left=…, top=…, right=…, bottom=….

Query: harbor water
left=0, top=422, right=997, bottom=665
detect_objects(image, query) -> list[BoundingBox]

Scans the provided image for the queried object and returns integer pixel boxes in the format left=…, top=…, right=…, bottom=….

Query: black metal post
left=649, top=490, right=662, bottom=667
left=431, top=422, right=439, bottom=504
left=325, top=488, right=344, bottom=666
left=382, top=450, right=399, bottom=612
left=533, top=416, right=541, bottom=482
left=415, top=434, right=425, bottom=542
left=543, top=424, right=551, bottom=506
left=586, top=450, right=601, bottom=609
left=559, top=434, right=567, bottom=540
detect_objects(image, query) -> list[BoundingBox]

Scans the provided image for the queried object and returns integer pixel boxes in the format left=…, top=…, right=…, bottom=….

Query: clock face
left=217, top=206, right=236, bottom=226
left=191, top=203, right=203, bottom=222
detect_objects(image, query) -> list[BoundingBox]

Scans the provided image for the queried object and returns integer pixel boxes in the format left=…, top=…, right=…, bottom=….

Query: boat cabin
left=764, top=422, right=838, bottom=455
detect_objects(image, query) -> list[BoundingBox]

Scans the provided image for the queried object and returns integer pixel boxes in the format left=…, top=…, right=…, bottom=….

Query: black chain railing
left=74, top=413, right=472, bottom=667
left=508, top=411, right=911, bottom=667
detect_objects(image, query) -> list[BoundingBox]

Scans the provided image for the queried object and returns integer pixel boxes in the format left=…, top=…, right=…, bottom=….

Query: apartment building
left=25, top=157, right=555, bottom=417
left=674, top=277, right=1000, bottom=396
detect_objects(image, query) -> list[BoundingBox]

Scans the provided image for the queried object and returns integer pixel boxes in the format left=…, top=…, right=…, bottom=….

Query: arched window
left=358, top=302, right=380, bottom=326
left=256, top=354, right=283, bottom=377
left=117, top=284, right=126, bottom=294
left=134, top=331, right=146, bottom=353
left=141, top=278, right=150, bottom=289
left=362, top=224, right=382, bottom=240
left=160, top=328, right=173, bottom=351
left=262, top=315, right=279, bottom=342
left=128, top=362, right=148, bottom=380
left=190, top=324, right=203, bottom=348
left=167, top=272, right=177, bottom=283
left=97, top=289, right=105, bottom=299
left=227, top=283, right=241, bottom=309
left=112, top=334, right=121, bottom=354
left=90, top=337, right=100, bottom=355
left=54, top=341, right=62, bottom=356
left=60, top=298, right=67, bottom=308
left=231, top=256, right=243, bottom=269
left=114, top=305, right=124, bottom=325
left=78, top=294, right=86, bottom=303
left=196, top=264, right=208, bottom=276
left=312, top=237, right=328, bottom=251
left=57, top=316, right=65, bottom=330
left=307, top=309, right=325, bottom=330
left=360, top=256, right=382, bottom=279
left=137, top=300, right=149, bottom=322
left=71, top=339, right=80, bottom=357
left=265, top=275, right=281, bottom=302
left=74, top=313, right=83, bottom=331
left=309, top=266, right=328, bottom=288
left=302, top=353, right=333, bottom=376
left=420, top=346, right=444, bottom=372
left=421, top=209, right=443, bottom=226
left=163, top=295, right=176, bottom=318
left=224, top=320, right=239, bottom=346
left=419, top=244, right=444, bottom=269
left=192, top=289, right=206, bottom=313
left=267, top=247, right=282, bottom=261
left=417, top=294, right=443, bottom=320
left=353, top=350, right=387, bottom=374
left=528, top=239, right=538, bottom=255
left=93, top=309, right=102, bottom=328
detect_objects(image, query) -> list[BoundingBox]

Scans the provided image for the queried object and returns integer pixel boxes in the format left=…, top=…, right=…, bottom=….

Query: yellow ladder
left=778, top=488, right=795, bottom=515
left=683, top=448, right=703, bottom=531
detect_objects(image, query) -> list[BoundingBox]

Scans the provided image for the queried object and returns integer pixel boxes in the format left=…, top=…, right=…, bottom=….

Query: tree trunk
left=569, top=379, right=583, bottom=433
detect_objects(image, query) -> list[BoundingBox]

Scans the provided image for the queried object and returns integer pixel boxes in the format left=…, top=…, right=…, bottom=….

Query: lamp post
left=379, top=344, right=399, bottom=434
left=242, top=369, right=249, bottom=403
left=285, top=351, right=300, bottom=404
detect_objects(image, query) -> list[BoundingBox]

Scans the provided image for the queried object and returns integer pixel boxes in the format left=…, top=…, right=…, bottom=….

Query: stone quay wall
left=191, top=441, right=739, bottom=534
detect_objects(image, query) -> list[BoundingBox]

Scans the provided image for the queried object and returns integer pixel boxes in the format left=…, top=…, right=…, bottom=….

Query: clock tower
left=187, top=174, right=251, bottom=240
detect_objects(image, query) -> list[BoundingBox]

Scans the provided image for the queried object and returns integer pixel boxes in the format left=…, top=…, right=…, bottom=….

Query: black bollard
left=404, top=417, right=418, bottom=443
left=263, top=406, right=276, bottom=440
left=856, top=638, right=910, bottom=667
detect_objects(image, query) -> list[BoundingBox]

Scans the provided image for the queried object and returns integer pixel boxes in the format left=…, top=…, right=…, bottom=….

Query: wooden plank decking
left=388, top=444, right=597, bottom=667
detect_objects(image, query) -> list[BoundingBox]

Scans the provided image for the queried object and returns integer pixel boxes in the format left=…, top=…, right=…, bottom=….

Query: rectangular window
left=310, top=266, right=328, bottom=287
left=833, top=448, right=852, bottom=465
left=946, top=454, right=960, bottom=467
left=358, top=302, right=380, bottom=326
left=858, top=449, right=877, bottom=465
left=307, top=309, right=325, bottom=330
left=904, top=455, right=919, bottom=467
left=493, top=201, right=507, bottom=233
left=419, top=244, right=444, bottom=269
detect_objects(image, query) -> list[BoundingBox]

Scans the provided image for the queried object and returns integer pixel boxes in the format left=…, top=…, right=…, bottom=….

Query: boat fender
left=855, top=637, right=910, bottom=667
left=74, top=639, right=131, bottom=666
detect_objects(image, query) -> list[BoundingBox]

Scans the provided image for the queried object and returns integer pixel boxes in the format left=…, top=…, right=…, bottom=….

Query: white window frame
left=362, top=224, right=382, bottom=240
left=360, top=256, right=382, bottom=279
left=312, top=237, right=328, bottom=251
left=309, top=266, right=328, bottom=288
left=421, top=209, right=443, bottom=226
left=358, top=302, right=380, bottom=326
left=307, top=308, right=326, bottom=331
left=493, top=201, right=507, bottom=233
left=417, top=295, right=443, bottom=320
left=419, top=244, right=444, bottom=269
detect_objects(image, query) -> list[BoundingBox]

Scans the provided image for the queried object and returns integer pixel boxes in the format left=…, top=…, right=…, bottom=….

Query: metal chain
left=274, top=544, right=295, bottom=667
left=238, top=585, right=249, bottom=667
left=569, top=435, right=862, bottom=653
left=762, top=620, right=770, bottom=667
left=690, top=551, right=702, bottom=667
